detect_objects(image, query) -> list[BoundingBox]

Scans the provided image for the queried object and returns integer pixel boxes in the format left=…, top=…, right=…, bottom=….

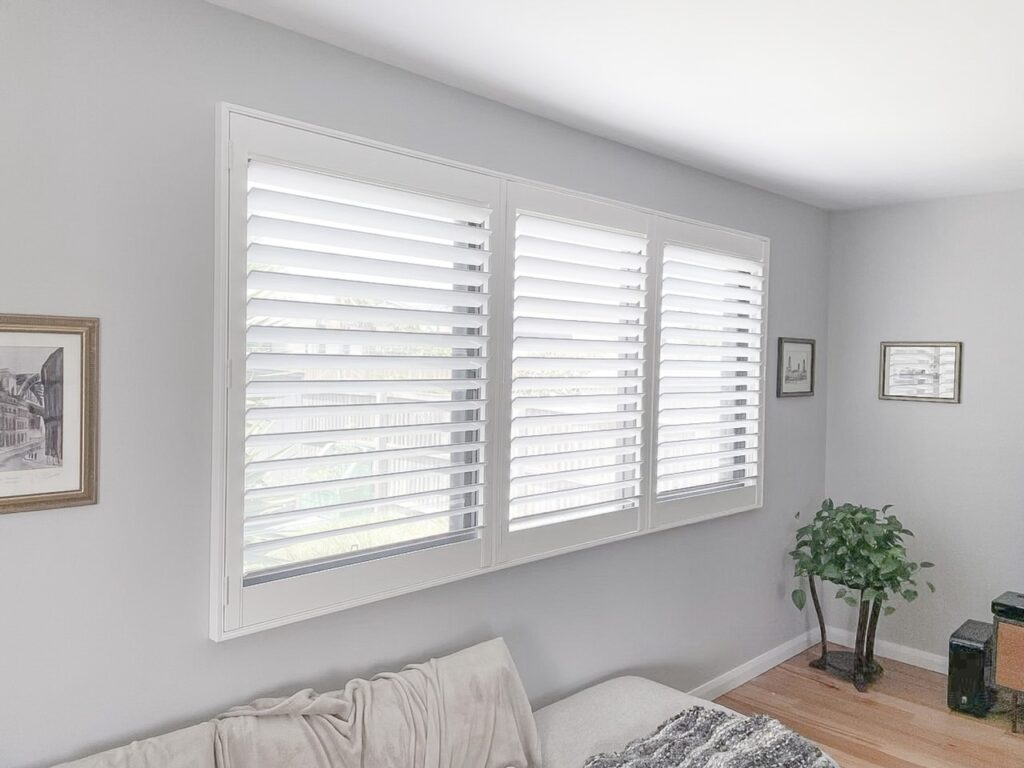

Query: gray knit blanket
left=583, top=707, right=837, bottom=768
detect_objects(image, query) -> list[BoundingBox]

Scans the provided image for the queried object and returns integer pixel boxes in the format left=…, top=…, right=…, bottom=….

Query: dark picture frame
left=777, top=337, right=815, bottom=397
left=879, top=341, right=962, bottom=403
left=0, top=314, right=98, bottom=514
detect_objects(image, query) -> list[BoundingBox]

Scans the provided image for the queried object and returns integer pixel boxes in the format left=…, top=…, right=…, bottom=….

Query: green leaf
left=792, top=589, right=807, bottom=610
left=902, top=589, right=918, bottom=602
left=844, top=596, right=859, bottom=607
left=920, top=561, right=934, bottom=568
left=884, top=606, right=896, bottom=616
left=927, top=582, right=936, bottom=593
left=835, top=588, right=847, bottom=599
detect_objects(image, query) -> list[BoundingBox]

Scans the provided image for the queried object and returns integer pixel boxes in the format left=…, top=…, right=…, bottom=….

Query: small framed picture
left=879, top=341, right=962, bottom=403
left=0, top=314, right=98, bottom=514
left=777, top=337, right=815, bottom=397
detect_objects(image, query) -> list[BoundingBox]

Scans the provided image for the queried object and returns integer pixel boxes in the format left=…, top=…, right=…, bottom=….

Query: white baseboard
left=824, top=625, right=948, bottom=675
left=687, top=625, right=948, bottom=701
left=688, top=629, right=818, bottom=700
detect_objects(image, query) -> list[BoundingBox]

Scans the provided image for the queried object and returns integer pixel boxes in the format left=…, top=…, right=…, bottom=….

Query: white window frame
left=495, top=183, right=652, bottom=565
left=212, top=110, right=500, bottom=638
left=211, top=104, right=769, bottom=640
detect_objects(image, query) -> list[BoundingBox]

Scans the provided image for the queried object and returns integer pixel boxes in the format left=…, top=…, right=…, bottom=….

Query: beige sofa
left=57, top=673, right=729, bottom=768
left=534, top=675, right=734, bottom=768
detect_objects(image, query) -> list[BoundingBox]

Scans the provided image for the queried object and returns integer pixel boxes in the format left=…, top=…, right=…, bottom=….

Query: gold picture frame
left=0, top=314, right=98, bottom=514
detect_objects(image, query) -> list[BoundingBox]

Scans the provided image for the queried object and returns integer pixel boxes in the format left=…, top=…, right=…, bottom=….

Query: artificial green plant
left=790, top=499, right=935, bottom=691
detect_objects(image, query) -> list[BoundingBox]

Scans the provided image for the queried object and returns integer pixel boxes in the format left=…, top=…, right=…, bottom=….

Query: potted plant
left=790, top=500, right=935, bottom=691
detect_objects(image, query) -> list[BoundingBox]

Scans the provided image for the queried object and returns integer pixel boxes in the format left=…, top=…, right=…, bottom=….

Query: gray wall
left=826, top=191, right=1024, bottom=655
left=0, top=2, right=829, bottom=766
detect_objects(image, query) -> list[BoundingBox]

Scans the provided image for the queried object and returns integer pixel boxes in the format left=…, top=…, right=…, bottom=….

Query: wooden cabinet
left=995, top=619, right=1024, bottom=690
left=995, top=617, right=1024, bottom=733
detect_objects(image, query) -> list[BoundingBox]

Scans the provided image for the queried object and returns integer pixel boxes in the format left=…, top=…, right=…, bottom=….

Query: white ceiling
left=208, top=0, right=1024, bottom=209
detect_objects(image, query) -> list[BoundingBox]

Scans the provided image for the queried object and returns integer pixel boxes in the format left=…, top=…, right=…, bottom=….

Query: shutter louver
left=655, top=244, right=764, bottom=500
left=243, top=161, right=490, bottom=580
left=509, top=213, right=648, bottom=531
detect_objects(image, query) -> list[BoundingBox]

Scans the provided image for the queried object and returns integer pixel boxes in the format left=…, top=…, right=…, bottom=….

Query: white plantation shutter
left=652, top=224, right=767, bottom=527
left=239, top=155, right=496, bottom=588
left=499, top=185, right=649, bottom=562
left=214, top=111, right=771, bottom=638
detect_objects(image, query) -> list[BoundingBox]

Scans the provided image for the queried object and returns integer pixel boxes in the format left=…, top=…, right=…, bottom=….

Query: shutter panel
left=508, top=208, right=648, bottom=538
left=654, top=241, right=765, bottom=509
left=242, top=161, right=491, bottom=581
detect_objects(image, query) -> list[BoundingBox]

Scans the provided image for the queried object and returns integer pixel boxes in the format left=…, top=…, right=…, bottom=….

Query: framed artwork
left=0, top=314, right=98, bottom=514
left=777, top=337, right=815, bottom=397
left=879, top=341, right=962, bottom=403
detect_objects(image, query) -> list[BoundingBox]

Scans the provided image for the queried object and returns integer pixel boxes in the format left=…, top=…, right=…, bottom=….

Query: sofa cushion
left=533, top=676, right=734, bottom=768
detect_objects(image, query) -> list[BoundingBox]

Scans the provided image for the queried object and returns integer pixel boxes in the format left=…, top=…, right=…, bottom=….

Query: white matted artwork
left=879, top=341, right=962, bottom=403
left=0, top=315, right=97, bottom=513
left=777, top=337, right=815, bottom=397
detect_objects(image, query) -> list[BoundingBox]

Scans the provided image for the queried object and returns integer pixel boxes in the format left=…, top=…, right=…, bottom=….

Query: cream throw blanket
left=56, top=638, right=540, bottom=768
left=214, top=638, right=540, bottom=768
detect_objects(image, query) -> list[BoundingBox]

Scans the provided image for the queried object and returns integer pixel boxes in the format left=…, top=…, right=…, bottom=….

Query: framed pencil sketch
left=777, top=337, right=815, bottom=397
left=879, top=341, right=962, bottom=403
left=0, top=314, right=98, bottom=513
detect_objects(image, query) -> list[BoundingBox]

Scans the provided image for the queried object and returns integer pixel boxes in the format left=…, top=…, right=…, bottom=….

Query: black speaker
left=948, top=619, right=995, bottom=716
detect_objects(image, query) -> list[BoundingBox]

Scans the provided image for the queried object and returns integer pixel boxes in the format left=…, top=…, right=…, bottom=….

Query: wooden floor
left=716, top=644, right=1024, bottom=767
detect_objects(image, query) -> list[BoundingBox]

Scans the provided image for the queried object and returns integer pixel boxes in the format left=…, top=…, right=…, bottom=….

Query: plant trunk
left=853, top=592, right=871, bottom=692
left=808, top=575, right=828, bottom=669
left=865, top=598, right=883, bottom=674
